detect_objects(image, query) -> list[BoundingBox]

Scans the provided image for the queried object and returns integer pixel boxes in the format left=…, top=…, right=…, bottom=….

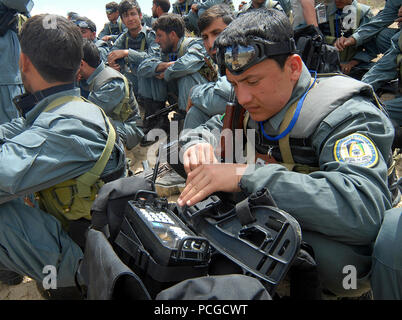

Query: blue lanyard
left=258, top=71, right=317, bottom=141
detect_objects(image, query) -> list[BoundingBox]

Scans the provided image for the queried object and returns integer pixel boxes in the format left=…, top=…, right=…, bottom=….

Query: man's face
left=121, top=8, right=142, bottom=32
left=335, top=0, right=352, bottom=9
left=226, top=58, right=296, bottom=122
left=152, top=2, right=159, bottom=18
left=80, top=28, right=96, bottom=40
left=107, top=10, right=120, bottom=22
left=201, top=17, right=227, bottom=60
left=156, top=29, right=175, bottom=53
left=253, top=0, right=266, bottom=7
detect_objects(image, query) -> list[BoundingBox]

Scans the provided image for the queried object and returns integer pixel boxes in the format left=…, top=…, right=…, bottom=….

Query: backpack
left=294, top=24, right=341, bottom=73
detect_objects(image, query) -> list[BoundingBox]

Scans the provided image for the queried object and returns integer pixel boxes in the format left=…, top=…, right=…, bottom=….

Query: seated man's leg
left=383, top=96, right=402, bottom=128
left=371, top=208, right=402, bottom=300
left=361, top=30, right=401, bottom=91
left=0, top=199, right=83, bottom=288
left=303, top=231, right=372, bottom=298
left=376, top=28, right=400, bottom=55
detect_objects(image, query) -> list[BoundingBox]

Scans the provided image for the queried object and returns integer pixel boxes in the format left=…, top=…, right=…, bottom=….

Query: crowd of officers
left=0, top=0, right=402, bottom=301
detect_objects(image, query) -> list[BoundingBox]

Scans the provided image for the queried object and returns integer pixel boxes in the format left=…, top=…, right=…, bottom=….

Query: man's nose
left=235, top=84, right=252, bottom=106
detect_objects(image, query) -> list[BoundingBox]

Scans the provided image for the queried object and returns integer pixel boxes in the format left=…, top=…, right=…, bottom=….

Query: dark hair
left=106, top=2, right=119, bottom=11
left=153, top=0, right=171, bottom=13
left=152, top=13, right=185, bottom=39
left=67, top=12, right=78, bottom=19
left=119, top=0, right=142, bottom=17
left=82, top=39, right=101, bottom=68
left=74, top=16, right=97, bottom=33
left=198, top=4, right=234, bottom=33
left=20, top=14, right=83, bottom=83
left=214, top=9, right=294, bottom=69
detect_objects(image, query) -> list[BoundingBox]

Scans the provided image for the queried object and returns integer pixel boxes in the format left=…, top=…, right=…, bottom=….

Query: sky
left=30, top=0, right=244, bottom=35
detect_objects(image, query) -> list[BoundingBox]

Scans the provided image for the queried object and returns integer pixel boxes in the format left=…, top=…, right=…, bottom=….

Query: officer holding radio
left=177, top=9, right=395, bottom=298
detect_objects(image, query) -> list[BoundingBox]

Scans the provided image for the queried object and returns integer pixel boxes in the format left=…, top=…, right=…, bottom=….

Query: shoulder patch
left=333, top=133, right=379, bottom=168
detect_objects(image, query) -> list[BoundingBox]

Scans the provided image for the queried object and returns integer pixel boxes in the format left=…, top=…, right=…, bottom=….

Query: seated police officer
left=98, top=2, right=127, bottom=43
left=79, top=39, right=144, bottom=150
left=74, top=16, right=110, bottom=63
left=0, top=15, right=125, bottom=293
left=184, top=4, right=234, bottom=129
left=177, top=9, right=395, bottom=298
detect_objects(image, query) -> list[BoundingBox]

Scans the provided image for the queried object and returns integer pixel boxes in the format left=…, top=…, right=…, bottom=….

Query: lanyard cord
left=258, top=71, right=317, bottom=142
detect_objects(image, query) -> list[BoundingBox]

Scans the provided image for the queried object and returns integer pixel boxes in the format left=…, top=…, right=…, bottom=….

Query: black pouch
left=0, top=9, right=17, bottom=37
left=294, top=24, right=341, bottom=73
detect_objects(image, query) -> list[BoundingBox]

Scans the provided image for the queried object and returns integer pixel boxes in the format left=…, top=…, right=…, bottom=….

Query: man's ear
left=19, top=52, right=31, bottom=74
left=286, top=54, right=303, bottom=82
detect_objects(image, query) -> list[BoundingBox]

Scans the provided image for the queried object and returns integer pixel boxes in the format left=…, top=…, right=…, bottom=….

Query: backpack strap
left=44, top=96, right=117, bottom=198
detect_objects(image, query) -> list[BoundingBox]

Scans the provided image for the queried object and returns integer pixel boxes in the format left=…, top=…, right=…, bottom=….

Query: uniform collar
left=18, top=84, right=80, bottom=124
left=127, top=25, right=148, bottom=40
left=87, top=62, right=106, bottom=85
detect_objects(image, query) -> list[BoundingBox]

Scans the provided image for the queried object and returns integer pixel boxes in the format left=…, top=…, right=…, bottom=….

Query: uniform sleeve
left=127, top=31, right=160, bottom=68
left=240, top=97, right=394, bottom=246
left=98, top=23, right=110, bottom=40
left=0, top=115, right=103, bottom=203
left=190, top=76, right=232, bottom=116
left=179, top=114, right=224, bottom=151
left=137, top=55, right=163, bottom=78
left=164, top=41, right=207, bottom=81
left=353, top=0, right=400, bottom=46
left=361, top=30, right=401, bottom=90
left=88, top=79, right=126, bottom=116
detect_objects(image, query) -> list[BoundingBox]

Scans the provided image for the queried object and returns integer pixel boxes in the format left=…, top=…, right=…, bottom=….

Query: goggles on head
left=75, top=20, right=95, bottom=32
left=216, top=38, right=297, bottom=75
left=106, top=8, right=118, bottom=14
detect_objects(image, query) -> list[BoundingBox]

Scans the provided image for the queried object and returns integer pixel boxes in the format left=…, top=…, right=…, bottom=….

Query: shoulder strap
left=44, top=96, right=117, bottom=196
left=178, top=37, right=194, bottom=58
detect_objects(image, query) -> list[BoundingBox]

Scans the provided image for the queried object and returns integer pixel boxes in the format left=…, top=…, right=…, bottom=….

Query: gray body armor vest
left=248, top=75, right=383, bottom=167
left=90, top=65, right=139, bottom=122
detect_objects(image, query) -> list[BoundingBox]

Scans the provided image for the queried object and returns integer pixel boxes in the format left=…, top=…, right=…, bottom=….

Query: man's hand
left=177, top=163, right=248, bottom=207
left=334, top=36, right=356, bottom=51
left=341, top=60, right=359, bottom=74
left=109, top=61, right=121, bottom=72
left=186, top=96, right=193, bottom=112
left=182, top=143, right=218, bottom=174
left=191, top=4, right=199, bottom=12
left=108, top=50, right=128, bottom=65
left=155, top=61, right=175, bottom=79
left=102, top=35, right=112, bottom=42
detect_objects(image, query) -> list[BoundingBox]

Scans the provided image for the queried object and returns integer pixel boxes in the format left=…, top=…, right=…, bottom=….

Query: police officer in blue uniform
left=177, top=9, right=395, bottom=298
left=98, top=2, right=127, bottom=42
left=0, top=0, right=33, bottom=125
left=79, top=39, right=144, bottom=150
left=0, top=14, right=125, bottom=293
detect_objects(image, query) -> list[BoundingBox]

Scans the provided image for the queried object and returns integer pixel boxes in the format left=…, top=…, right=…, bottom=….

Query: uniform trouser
left=0, top=84, right=24, bottom=125
left=302, top=231, right=372, bottom=298
left=0, top=198, right=83, bottom=288
left=383, top=96, right=402, bottom=127
left=371, top=207, right=402, bottom=300
left=375, top=27, right=400, bottom=54
left=137, top=76, right=168, bottom=103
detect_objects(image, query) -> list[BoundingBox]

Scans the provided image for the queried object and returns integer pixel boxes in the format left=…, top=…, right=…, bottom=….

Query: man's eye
left=247, top=79, right=259, bottom=85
